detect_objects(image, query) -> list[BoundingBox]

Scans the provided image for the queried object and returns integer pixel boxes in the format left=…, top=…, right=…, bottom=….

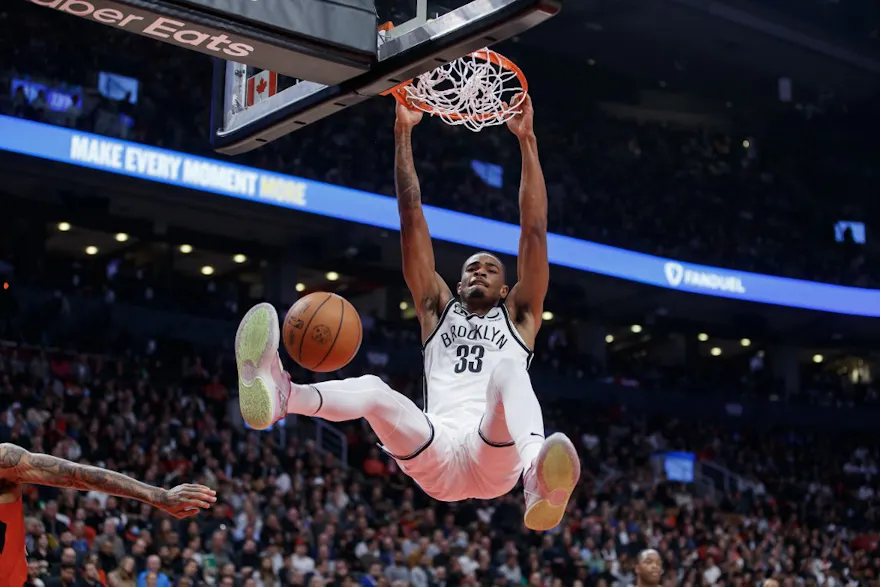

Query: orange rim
left=382, top=48, right=528, bottom=121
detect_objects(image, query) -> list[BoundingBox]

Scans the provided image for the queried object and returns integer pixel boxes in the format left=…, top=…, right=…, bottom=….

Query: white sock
left=487, top=359, right=545, bottom=472
left=286, top=375, right=431, bottom=459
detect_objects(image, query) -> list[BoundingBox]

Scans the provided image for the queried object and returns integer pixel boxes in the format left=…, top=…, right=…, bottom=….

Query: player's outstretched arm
left=505, top=94, right=549, bottom=336
left=0, top=443, right=216, bottom=519
left=394, top=103, right=451, bottom=325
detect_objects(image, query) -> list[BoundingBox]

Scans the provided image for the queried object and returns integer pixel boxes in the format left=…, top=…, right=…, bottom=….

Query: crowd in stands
left=0, top=3, right=877, bottom=288
left=2, top=333, right=880, bottom=587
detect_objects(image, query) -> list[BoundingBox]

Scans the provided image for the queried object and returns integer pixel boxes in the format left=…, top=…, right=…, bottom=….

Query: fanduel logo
left=663, top=262, right=747, bottom=294
left=29, top=0, right=255, bottom=58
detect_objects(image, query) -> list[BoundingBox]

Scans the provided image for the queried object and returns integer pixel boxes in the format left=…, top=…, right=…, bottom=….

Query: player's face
left=457, top=253, right=508, bottom=305
left=637, top=552, right=663, bottom=585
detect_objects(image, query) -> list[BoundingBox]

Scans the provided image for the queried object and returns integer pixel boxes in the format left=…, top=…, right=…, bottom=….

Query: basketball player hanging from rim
left=235, top=93, right=580, bottom=531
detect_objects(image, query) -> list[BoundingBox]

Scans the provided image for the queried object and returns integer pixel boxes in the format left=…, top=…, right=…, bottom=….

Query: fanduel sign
left=664, top=262, right=747, bottom=294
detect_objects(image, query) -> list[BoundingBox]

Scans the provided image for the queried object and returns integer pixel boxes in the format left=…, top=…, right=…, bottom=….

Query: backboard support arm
left=386, top=0, right=430, bottom=39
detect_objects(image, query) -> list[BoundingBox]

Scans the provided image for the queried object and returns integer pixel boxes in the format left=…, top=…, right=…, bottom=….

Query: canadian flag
left=245, top=70, right=278, bottom=107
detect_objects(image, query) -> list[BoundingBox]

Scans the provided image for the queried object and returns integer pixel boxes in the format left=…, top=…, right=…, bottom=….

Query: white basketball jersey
left=422, top=300, right=533, bottom=422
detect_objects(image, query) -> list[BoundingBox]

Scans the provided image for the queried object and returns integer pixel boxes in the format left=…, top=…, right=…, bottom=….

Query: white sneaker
left=234, top=303, right=291, bottom=430
left=522, top=432, right=580, bottom=531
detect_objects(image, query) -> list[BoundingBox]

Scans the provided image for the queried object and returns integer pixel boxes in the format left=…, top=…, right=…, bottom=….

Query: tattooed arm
left=394, top=103, right=451, bottom=339
left=0, top=443, right=216, bottom=518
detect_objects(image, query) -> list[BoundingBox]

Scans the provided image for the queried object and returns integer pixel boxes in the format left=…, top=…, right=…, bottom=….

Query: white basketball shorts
left=385, top=412, right=523, bottom=502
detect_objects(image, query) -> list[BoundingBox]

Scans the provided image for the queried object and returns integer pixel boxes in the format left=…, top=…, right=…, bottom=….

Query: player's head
left=635, top=549, right=663, bottom=586
left=457, top=251, right=508, bottom=309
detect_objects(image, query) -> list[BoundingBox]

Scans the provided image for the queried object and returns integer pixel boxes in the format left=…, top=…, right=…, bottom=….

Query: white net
left=401, top=49, right=527, bottom=132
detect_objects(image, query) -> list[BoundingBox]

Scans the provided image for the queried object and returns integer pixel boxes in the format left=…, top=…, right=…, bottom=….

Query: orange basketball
left=282, top=292, right=362, bottom=372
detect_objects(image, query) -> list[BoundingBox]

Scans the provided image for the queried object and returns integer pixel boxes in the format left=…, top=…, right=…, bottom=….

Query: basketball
left=282, top=292, right=362, bottom=372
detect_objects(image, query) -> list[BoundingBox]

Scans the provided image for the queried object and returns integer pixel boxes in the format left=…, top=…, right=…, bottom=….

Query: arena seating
left=3, top=332, right=878, bottom=586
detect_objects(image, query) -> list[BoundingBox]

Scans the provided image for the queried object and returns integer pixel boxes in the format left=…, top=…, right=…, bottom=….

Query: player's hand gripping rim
left=505, top=92, right=534, bottom=139
left=395, top=99, right=424, bottom=130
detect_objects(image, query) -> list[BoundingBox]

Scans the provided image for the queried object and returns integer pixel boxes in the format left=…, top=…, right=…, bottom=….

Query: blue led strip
left=1, top=115, right=878, bottom=316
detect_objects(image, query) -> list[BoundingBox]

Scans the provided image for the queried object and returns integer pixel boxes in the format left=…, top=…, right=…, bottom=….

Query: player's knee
left=489, top=358, right=527, bottom=389
left=351, top=374, right=393, bottom=412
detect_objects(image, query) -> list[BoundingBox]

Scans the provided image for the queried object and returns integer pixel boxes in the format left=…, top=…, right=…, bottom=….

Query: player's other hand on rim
left=395, top=101, right=423, bottom=130
left=506, top=92, right=534, bottom=139
left=155, top=483, right=217, bottom=519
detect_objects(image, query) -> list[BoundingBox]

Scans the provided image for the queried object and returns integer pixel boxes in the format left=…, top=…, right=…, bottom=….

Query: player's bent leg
left=485, top=358, right=581, bottom=531
left=477, top=399, right=517, bottom=449
left=484, top=358, right=546, bottom=470
left=308, top=375, right=433, bottom=459
left=235, top=303, right=432, bottom=457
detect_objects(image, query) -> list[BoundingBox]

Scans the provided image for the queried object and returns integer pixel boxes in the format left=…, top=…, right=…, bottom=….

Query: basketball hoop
left=385, top=48, right=528, bottom=132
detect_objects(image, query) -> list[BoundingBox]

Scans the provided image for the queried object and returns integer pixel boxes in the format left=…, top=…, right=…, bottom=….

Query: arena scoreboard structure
left=27, top=0, right=562, bottom=154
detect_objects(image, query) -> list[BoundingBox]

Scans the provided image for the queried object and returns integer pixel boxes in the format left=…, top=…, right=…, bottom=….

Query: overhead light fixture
left=295, top=283, right=306, bottom=293
left=115, top=233, right=129, bottom=242
left=179, top=244, right=193, bottom=254
left=631, top=324, right=642, bottom=333
left=740, top=338, right=751, bottom=347
left=201, top=265, right=215, bottom=276
left=710, top=347, right=722, bottom=356
left=813, top=354, right=824, bottom=364
left=698, top=333, right=709, bottom=342
left=400, top=301, right=409, bottom=311
left=325, top=271, right=339, bottom=281
left=233, top=254, right=247, bottom=264
left=541, top=311, right=554, bottom=321
left=58, top=222, right=71, bottom=232
left=85, top=246, right=98, bottom=256
left=605, top=334, right=614, bottom=343
left=742, top=140, right=750, bottom=148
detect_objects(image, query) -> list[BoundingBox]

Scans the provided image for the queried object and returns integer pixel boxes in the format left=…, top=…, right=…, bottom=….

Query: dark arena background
left=1, top=0, right=880, bottom=584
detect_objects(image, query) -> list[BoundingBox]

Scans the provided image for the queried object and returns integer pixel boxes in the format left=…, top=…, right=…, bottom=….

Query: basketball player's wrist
left=150, top=488, right=169, bottom=507
left=517, top=132, right=537, bottom=145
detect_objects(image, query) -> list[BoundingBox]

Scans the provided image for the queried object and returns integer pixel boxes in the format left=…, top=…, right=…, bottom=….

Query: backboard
left=210, top=0, right=561, bottom=155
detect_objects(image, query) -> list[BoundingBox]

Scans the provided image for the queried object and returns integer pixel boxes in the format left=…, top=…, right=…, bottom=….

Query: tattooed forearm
left=394, top=129, right=422, bottom=211
left=0, top=443, right=164, bottom=506
left=0, top=443, right=25, bottom=469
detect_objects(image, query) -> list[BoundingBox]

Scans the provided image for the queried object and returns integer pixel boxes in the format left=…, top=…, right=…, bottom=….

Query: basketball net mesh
left=401, top=49, right=527, bottom=132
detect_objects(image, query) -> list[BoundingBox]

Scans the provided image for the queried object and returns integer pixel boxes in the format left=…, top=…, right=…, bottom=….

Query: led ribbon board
left=1, top=115, right=878, bottom=317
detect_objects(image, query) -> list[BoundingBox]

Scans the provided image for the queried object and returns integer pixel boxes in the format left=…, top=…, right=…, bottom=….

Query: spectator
left=46, top=563, right=78, bottom=587
left=360, top=562, right=383, bottom=587
left=135, top=556, right=169, bottom=587
left=92, top=520, right=125, bottom=565
left=106, top=557, right=136, bottom=587
left=290, top=542, right=315, bottom=574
